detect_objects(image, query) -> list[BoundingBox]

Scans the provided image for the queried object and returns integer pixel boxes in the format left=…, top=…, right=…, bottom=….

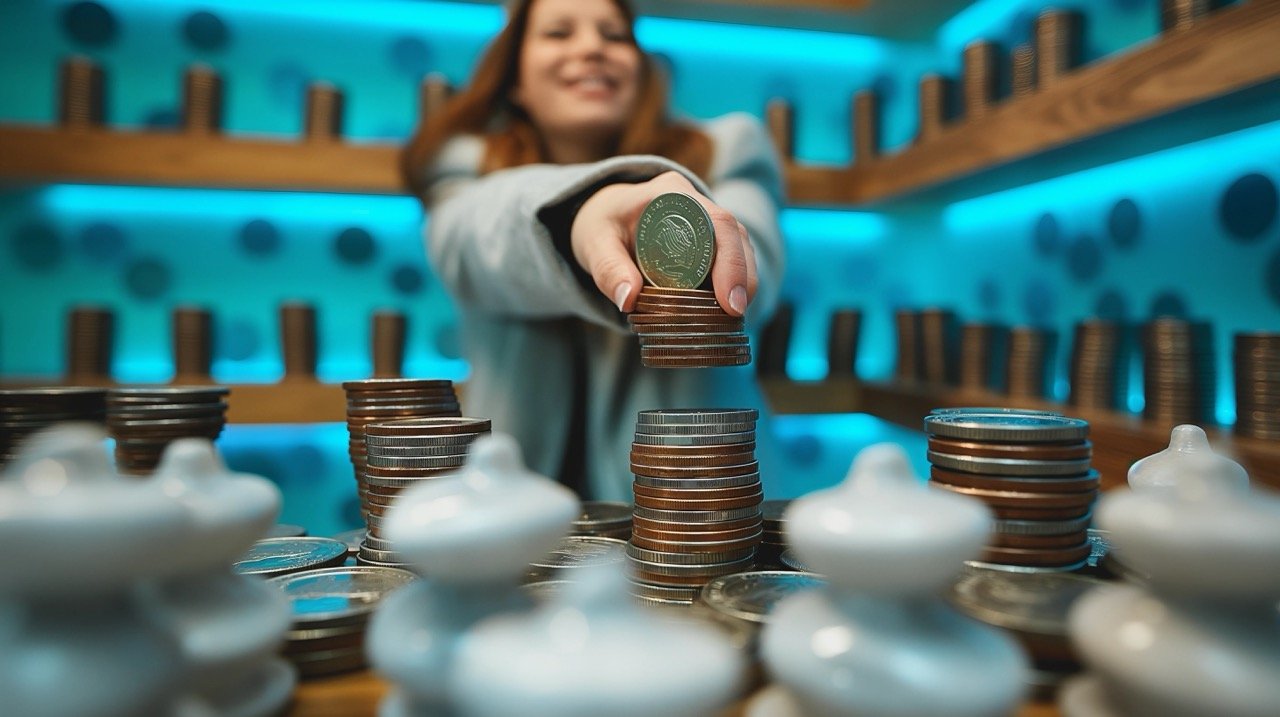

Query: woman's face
left=514, top=0, right=642, bottom=152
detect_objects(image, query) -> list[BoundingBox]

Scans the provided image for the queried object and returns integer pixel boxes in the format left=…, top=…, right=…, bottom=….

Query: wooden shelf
left=759, top=377, right=1280, bottom=492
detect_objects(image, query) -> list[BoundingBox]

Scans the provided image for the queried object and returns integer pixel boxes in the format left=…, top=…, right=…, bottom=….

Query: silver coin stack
left=270, top=566, right=417, bottom=678
left=233, top=537, right=350, bottom=579
left=359, top=416, right=491, bottom=568
left=106, top=386, right=229, bottom=475
left=1235, top=332, right=1280, bottom=439
left=0, top=387, right=106, bottom=468
left=527, top=535, right=628, bottom=583
left=757, top=499, right=791, bottom=568
left=572, top=501, right=633, bottom=540
left=627, top=408, right=763, bottom=606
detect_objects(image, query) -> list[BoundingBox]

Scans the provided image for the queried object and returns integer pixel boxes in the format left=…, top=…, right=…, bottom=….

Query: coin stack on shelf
left=924, top=411, right=1098, bottom=572
left=1068, top=320, right=1125, bottom=410
left=920, top=308, right=958, bottom=385
left=66, top=305, right=115, bottom=384
left=895, top=309, right=923, bottom=381
left=757, top=499, right=791, bottom=568
left=106, top=386, right=229, bottom=475
left=342, top=378, right=461, bottom=514
left=171, top=306, right=214, bottom=384
left=359, top=416, right=491, bottom=568
left=826, top=309, right=861, bottom=378
left=0, top=387, right=107, bottom=468
left=572, top=501, right=633, bottom=540
left=1006, top=327, right=1055, bottom=399
left=270, top=566, right=417, bottom=678
left=1234, top=332, right=1280, bottom=439
left=627, top=409, right=763, bottom=606
left=758, top=302, right=794, bottom=376
left=1141, top=318, right=1215, bottom=426
left=959, top=323, right=1003, bottom=391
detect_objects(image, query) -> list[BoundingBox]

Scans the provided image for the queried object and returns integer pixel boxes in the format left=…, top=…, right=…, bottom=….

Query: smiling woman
left=400, top=0, right=786, bottom=502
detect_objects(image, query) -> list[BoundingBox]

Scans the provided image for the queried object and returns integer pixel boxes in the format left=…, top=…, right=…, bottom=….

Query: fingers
left=586, top=232, right=644, bottom=312
left=737, top=220, right=759, bottom=303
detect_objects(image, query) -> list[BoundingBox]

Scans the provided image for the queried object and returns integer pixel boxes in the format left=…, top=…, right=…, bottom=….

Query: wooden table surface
left=288, top=669, right=1063, bottom=717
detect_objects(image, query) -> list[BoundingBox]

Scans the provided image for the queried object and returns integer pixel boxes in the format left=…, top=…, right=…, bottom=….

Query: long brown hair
left=401, top=0, right=711, bottom=200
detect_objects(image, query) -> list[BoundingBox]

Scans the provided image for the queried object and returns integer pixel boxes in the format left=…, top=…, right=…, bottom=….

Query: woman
left=404, top=0, right=785, bottom=501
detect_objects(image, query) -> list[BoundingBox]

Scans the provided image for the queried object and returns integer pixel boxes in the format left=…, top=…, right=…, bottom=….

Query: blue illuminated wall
left=2, top=0, right=1278, bottom=535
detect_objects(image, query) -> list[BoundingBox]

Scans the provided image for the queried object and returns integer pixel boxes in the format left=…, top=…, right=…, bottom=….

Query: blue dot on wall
left=334, top=227, right=376, bottom=265
left=883, top=282, right=914, bottom=310
left=11, top=223, right=63, bottom=270
left=389, top=36, right=432, bottom=77
left=1266, top=249, right=1280, bottom=308
left=781, top=434, right=823, bottom=467
left=142, top=107, right=179, bottom=129
left=217, top=319, right=261, bottom=361
left=268, top=62, right=310, bottom=106
left=62, top=1, right=118, bottom=47
left=1108, top=198, right=1141, bottom=249
left=841, top=254, right=878, bottom=286
left=182, top=11, right=229, bottom=51
left=1220, top=173, right=1279, bottom=242
left=1095, top=289, right=1128, bottom=321
left=239, top=219, right=281, bottom=256
left=1150, top=291, right=1189, bottom=318
left=435, top=324, right=462, bottom=360
left=1034, top=214, right=1062, bottom=256
left=391, top=264, right=425, bottom=295
left=79, top=222, right=128, bottom=264
left=124, top=257, right=172, bottom=299
left=1023, top=280, right=1056, bottom=326
left=977, top=277, right=1001, bottom=313
left=1067, top=234, right=1103, bottom=282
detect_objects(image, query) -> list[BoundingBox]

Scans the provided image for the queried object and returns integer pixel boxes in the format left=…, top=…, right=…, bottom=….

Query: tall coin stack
left=66, top=305, right=114, bottom=384
left=106, top=386, right=229, bottom=475
left=959, top=323, right=1002, bottom=391
left=1234, top=332, right=1280, bottom=439
left=342, top=378, right=461, bottom=514
left=1006, top=327, right=1055, bottom=399
left=627, top=409, right=762, bottom=606
left=895, top=309, right=922, bottom=381
left=1068, top=320, right=1125, bottom=410
left=0, top=387, right=107, bottom=468
left=629, top=287, right=750, bottom=368
left=920, top=308, right=958, bottom=385
left=358, top=416, right=490, bottom=568
left=1141, top=318, right=1214, bottom=426
left=924, top=411, right=1098, bottom=572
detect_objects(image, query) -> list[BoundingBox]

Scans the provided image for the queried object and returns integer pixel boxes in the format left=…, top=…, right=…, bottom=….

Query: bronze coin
left=631, top=322, right=744, bottom=333
left=631, top=523, right=764, bottom=544
left=628, top=312, right=742, bottom=325
left=634, top=301, right=727, bottom=315
left=630, top=461, right=760, bottom=480
left=633, top=492, right=763, bottom=512
left=341, top=378, right=454, bottom=391
left=629, top=450, right=756, bottom=468
left=632, top=483, right=762, bottom=500
left=927, top=436, right=1091, bottom=460
left=980, top=542, right=1093, bottom=567
left=631, top=568, right=742, bottom=587
left=930, top=466, right=1102, bottom=493
left=987, top=530, right=1090, bottom=549
left=629, top=532, right=763, bottom=554
left=630, top=442, right=757, bottom=457
left=988, top=505, right=1094, bottom=521
left=929, top=481, right=1098, bottom=510
left=643, top=356, right=752, bottom=368
left=632, top=515, right=762, bottom=534
left=639, top=334, right=749, bottom=347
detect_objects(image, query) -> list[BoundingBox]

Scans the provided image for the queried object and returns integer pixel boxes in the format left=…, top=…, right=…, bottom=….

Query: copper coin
left=635, top=291, right=721, bottom=303
left=641, top=346, right=751, bottom=358
left=362, top=464, right=464, bottom=476
left=929, top=481, right=1098, bottom=510
left=930, top=466, right=1102, bottom=493
left=631, top=322, right=744, bottom=333
left=632, top=483, right=763, bottom=500
left=639, top=334, right=749, bottom=347
left=634, top=302, right=727, bottom=315
left=630, top=442, right=757, bottom=457
left=988, top=505, right=1094, bottom=521
left=346, top=405, right=462, bottom=418
left=631, top=568, right=740, bottom=587
left=981, top=542, right=1093, bottom=567
left=630, top=461, right=760, bottom=480
left=341, top=378, right=454, bottom=391
left=631, top=523, right=763, bottom=544
left=631, top=514, right=763, bottom=533
left=365, top=417, right=492, bottom=436
left=629, top=450, right=756, bottom=468
left=643, top=356, right=751, bottom=367
left=364, top=484, right=405, bottom=499
left=927, top=436, right=1091, bottom=460
left=633, top=492, right=762, bottom=512
left=629, top=532, right=762, bottom=554
left=988, top=530, right=1090, bottom=549
left=628, top=312, right=742, bottom=325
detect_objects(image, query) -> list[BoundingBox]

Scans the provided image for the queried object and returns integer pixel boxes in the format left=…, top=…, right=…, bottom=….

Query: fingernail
left=729, top=285, right=747, bottom=315
left=614, top=282, right=632, bottom=311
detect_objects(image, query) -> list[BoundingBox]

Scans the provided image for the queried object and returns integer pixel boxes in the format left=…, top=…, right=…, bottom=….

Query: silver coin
left=927, top=451, right=1093, bottom=477
left=627, top=579, right=703, bottom=601
left=992, top=514, right=1093, bottom=536
left=363, top=472, right=456, bottom=489
left=632, top=431, right=755, bottom=447
left=778, top=549, right=811, bottom=572
left=632, top=505, right=761, bottom=523
left=635, top=192, right=715, bottom=290
left=930, top=407, right=1063, bottom=416
left=361, top=533, right=396, bottom=552
left=365, top=453, right=469, bottom=469
left=234, top=537, right=349, bottom=578
left=528, top=536, right=627, bottom=572
left=269, top=566, right=416, bottom=627
left=700, top=570, right=825, bottom=624
left=364, top=444, right=475, bottom=458
left=924, top=413, right=1090, bottom=442
left=631, top=529, right=764, bottom=552
left=633, top=594, right=695, bottom=607
left=625, top=543, right=755, bottom=566
left=357, top=544, right=408, bottom=565
left=948, top=569, right=1106, bottom=636
left=625, top=554, right=754, bottom=577
left=634, top=421, right=757, bottom=436
left=362, top=431, right=485, bottom=447
left=963, top=559, right=1088, bottom=574
left=633, top=473, right=762, bottom=490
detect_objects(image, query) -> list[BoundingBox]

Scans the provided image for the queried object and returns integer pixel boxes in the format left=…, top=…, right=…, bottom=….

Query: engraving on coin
left=636, top=192, right=715, bottom=289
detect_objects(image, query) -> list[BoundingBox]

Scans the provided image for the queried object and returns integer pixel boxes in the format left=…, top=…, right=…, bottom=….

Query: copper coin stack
left=628, top=287, right=750, bottom=368
left=0, top=387, right=107, bottom=468
left=342, top=378, right=461, bottom=513
left=627, top=408, right=763, bottom=606
left=1006, top=327, right=1055, bottom=399
left=920, top=308, right=958, bottom=385
left=959, top=323, right=1002, bottom=391
left=1069, top=320, right=1125, bottom=410
left=924, top=411, right=1097, bottom=572
left=1141, top=319, right=1215, bottom=426
left=106, top=386, right=229, bottom=475
left=1235, top=332, right=1280, bottom=439
left=895, top=309, right=923, bottom=381
left=826, top=309, right=861, bottom=378
left=358, top=416, right=490, bottom=567
left=757, top=499, right=791, bottom=568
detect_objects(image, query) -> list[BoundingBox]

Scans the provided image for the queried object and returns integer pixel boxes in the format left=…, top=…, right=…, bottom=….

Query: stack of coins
left=342, top=378, right=461, bottom=512
left=629, top=287, right=750, bottom=368
left=962, top=40, right=1000, bottom=120
left=1011, top=45, right=1037, bottom=98
left=1161, top=0, right=1218, bottom=33
left=1068, top=320, right=1125, bottom=410
left=0, top=387, right=107, bottom=468
left=106, top=386, right=229, bottom=475
left=527, top=535, right=628, bottom=582
left=233, top=537, right=350, bottom=579
left=573, top=502, right=633, bottom=540
left=1141, top=319, right=1215, bottom=426
left=1006, top=327, right=1055, bottom=399
left=852, top=90, right=880, bottom=165
left=757, top=302, right=793, bottom=376
left=359, top=416, right=490, bottom=567
left=66, top=305, right=114, bottom=384
left=1234, top=332, right=1280, bottom=439
left=627, top=409, right=763, bottom=606
left=916, top=74, right=954, bottom=144
left=959, top=323, right=1003, bottom=391
left=826, top=309, right=861, bottom=378
left=1034, top=9, right=1083, bottom=88
left=925, top=411, right=1097, bottom=572
left=920, top=308, right=958, bottom=385
left=271, top=566, right=416, bottom=678
left=758, top=499, right=791, bottom=568
left=895, top=309, right=922, bottom=381
left=280, top=302, right=319, bottom=382
left=171, top=306, right=214, bottom=384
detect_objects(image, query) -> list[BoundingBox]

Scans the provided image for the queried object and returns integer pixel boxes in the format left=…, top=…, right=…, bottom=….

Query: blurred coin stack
left=1234, top=332, right=1280, bottom=439
left=66, top=305, right=114, bottom=384
left=826, top=309, right=861, bottom=378
left=106, top=386, right=229, bottom=475
left=1161, top=0, right=1218, bottom=32
left=1068, top=320, right=1125, bottom=410
left=271, top=566, right=416, bottom=678
left=1006, top=327, right=1055, bottom=399
left=629, top=287, right=750, bottom=368
left=359, top=416, right=491, bottom=567
left=627, top=409, right=762, bottom=606
left=342, top=378, right=461, bottom=513
left=925, top=411, right=1098, bottom=572
left=757, top=499, right=791, bottom=568
left=959, top=323, right=1004, bottom=391
left=1141, top=319, right=1215, bottom=426
left=757, top=301, right=794, bottom=377
left=572, top=501, right=633, bottom=540
left=171, top=306, right=214, bottom=384
left=0, top=387, right=107, bottom=468
left=895, top=309, right=922, bottom=381
left=920, top=308, right=958, bottom=385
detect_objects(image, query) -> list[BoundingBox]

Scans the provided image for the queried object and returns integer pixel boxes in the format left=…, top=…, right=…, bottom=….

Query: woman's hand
left=569, top=171, right=758, bottom=317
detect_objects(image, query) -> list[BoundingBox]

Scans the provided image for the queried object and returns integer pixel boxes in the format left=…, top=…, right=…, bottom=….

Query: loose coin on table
left=234, top=537, right=350, bottom=579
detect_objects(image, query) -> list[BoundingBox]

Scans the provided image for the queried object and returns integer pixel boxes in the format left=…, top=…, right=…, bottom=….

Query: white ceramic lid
left=1128, top=425, right=1248, bottom=492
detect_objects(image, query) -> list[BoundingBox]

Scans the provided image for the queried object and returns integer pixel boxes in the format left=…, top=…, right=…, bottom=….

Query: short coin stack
left=1068, top=320, right=1125, bottom=410
left=924, top=410, right=1097, bottom=572
left=757, top=499, right=791, bottom=568
left=1142, top=318, right=1215, bottom=426
left=359, top=416, right=491, bottom=568
left=1234, top=332, right=1280, bottom=439
left=342, top=378, right=461, bottom=513
left=106, top=386, right=229, bottom=475
left=628, top=286, right=750, bottom=368
left=0, top=387, right=106, bottom=468
left=627, top=408, right=763, bottom=605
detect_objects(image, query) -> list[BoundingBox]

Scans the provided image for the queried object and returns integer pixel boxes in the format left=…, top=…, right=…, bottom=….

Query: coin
left=632, top=483, right=762, bottom=500
left=630, top=462, right=761, bottom=480
left=364, top=417, right=491, bottom=437
left=635, top=192, right=715, bottom=289
left=234, top=537, right=350, bottom=578
left=700, top=571, right=825, bottom=624
left=926, top=436, right=1091, bottom=461
left=633, top=431, right=755, bottom=446
left=928, top=450, right=1093, bottom=477
left=269, top=566, right=416, bottom=627
left=625, top=543, right=755, bottom=565
left=948, top=569, right=1106, bottom=635
left=528, top=536, right=627, bottom=580
left=981, top=542, right=1093, bottom=567
left=632, top=514, right=763, bottom=533
left=930, top=466, right=1101, bottom=493
left=639, top=334, right=750, bottom=347
left=634, top=421, right=756, bottom=435
left=632, top=473, right=763, bottom=491
left=638, top=408, right=759, bottom=424
left=629, top=450, right=756, bottom=467
left=988, top=530, right=1090, bottom=549
left=924, top=413, right=1090, bottom=442
left=632, top=491, right=763, bottom=512
left=992, top=514, right=1093, bottom=535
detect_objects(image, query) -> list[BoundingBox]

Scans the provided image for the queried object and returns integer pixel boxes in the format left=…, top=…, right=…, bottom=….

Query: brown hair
left=401, top=0, right=711, bottom=200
